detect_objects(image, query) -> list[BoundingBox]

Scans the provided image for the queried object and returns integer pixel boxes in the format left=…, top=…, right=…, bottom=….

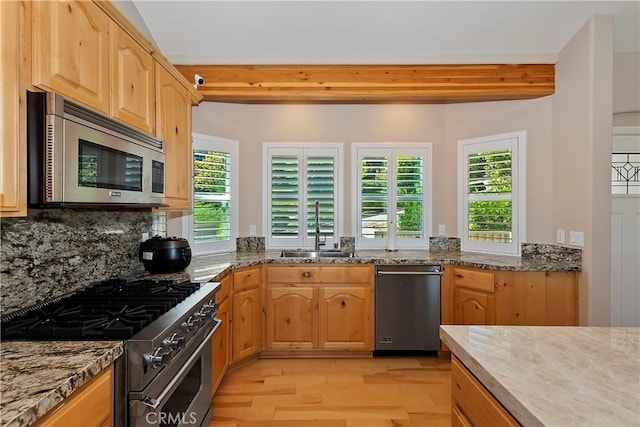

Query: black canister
left=139, top=236, right=192, bottom=273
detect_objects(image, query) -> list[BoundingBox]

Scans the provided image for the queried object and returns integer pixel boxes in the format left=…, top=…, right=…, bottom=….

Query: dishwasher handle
left=376, top=270, right=442, bottom=276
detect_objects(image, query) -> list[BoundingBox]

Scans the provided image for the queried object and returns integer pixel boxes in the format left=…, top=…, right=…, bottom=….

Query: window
left=352, top=143, right=432, bottom=249
left=458, top=131, right=526, bottom=255
left=263, top=143, right=342, bottom=249
left=186, top=133, right=238, bottom=254
left=612, top=153, right=640, bottom=195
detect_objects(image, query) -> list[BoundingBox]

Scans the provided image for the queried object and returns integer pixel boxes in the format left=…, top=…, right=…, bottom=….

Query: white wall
left=193, top=103, right=445, bottom=237
left=613, top=52, right=640, bottom=127
left=552, top=15, right=614, bottom=325
left=443, top=98, right=553, bottom=242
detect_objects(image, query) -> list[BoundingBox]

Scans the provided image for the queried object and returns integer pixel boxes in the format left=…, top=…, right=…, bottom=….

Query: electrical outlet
left=141, top=232, right=149, bottom=242
left=569, top=231, right=584, bottom=246
left=556, top=229, right=565, bottom=244
left=249, top=225, right=256, bottom=236
left=438, top=224, right=446, bottom=236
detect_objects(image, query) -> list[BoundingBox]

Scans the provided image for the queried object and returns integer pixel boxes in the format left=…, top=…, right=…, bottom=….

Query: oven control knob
left=201, top=300, right=219, bottom=317
left=162, top=333, right=185, bottom=351
left=181, top=316, right=196, bottom=332
left=144, top=347, right=170, bottom=368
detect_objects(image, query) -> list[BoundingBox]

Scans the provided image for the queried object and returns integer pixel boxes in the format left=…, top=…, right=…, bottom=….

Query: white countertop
left=440, top=326, right=640, bottom=427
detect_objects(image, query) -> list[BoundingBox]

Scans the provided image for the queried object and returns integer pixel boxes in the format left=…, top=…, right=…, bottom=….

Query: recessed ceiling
left=130, top=1, right=639, bottom=64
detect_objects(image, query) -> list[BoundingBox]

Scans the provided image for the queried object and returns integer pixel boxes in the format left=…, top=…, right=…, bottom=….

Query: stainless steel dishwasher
left=374, top=265, right=442, bottom=352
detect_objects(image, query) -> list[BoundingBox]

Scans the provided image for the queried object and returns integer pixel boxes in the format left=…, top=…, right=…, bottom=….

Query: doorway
left=610, top=126, right=640, bottom=326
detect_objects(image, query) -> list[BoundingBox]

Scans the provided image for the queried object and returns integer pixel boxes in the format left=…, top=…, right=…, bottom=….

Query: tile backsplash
left=1, top=209, right=152, bottom=315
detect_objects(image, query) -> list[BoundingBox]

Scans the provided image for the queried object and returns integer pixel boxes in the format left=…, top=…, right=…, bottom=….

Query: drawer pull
left=302, top=271, right=311, bottom=278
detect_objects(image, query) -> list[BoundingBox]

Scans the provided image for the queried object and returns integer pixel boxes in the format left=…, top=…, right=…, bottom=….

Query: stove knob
left=201, top=300, right=219, bottom=316
left=144, top=347, right=170, bottom=368
left=181, top=316, right=196, bottom=332
left=163, top=333, right=185, bottom=351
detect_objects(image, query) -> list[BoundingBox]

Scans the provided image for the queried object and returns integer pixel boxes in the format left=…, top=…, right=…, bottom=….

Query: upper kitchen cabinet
left=156, top=63, right=193, bottom=210
left=110, top=22, right=155, bottom=135
left=0, top=0, right=27, bottom=217
left=32, top=1, right=111, bottom=115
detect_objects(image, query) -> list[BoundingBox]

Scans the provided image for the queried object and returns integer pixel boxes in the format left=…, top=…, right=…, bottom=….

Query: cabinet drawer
left=451, top=356, right=518, bottom=427
left=266, top=266, right=321, bottom=284
left=233, top=266, right=261, bottom=291
left=319, top=266, right=372, bottom=285
left=215, top=273, right=232, bottom=303
left=453, top=267, right=495, bottom=292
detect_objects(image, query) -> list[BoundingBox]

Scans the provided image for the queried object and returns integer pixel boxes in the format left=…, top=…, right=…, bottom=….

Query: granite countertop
left=440, top=325, right=640, bottom=427
left=0, top=340, right=124, bottom=427
left=187, top=248, right=581, bottom=282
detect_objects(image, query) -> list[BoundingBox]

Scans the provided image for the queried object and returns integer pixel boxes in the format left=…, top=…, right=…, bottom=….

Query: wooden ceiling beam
left=175, top=64, right=555, bottom=104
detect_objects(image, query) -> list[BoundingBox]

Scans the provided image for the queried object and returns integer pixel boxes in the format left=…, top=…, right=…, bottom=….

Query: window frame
left=183, top=133, right=239, bottom=255
left=262, top=142, right=343, bottom=249
left=457, top=130, right=527, bottom=256
left=351, top=142, right=433, bottom=250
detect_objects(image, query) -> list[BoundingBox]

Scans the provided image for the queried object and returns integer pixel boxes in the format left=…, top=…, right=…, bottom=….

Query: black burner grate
left=0, top=279, right=201, bottom=340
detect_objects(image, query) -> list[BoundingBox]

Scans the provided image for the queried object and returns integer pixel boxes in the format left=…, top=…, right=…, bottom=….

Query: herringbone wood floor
left=210, top=356, right=452, bottom=427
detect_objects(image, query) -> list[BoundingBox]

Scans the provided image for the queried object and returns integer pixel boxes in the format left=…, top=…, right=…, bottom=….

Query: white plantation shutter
left=306, top=157, right=335, bottom=239
left=271, top=156, right=299, bottom=238
left=354, top=144, right=432, bottom=249
left=396, top=156, right=424, bottom=240
left=264, top=144, right=342, bottom=249
left=189, top=134, right=238, bottom=254
left=458, top=131, right=526, bottom=255
left=360, top=156, right=389, bottom=239
left=193, top=150, right=231, bottom=244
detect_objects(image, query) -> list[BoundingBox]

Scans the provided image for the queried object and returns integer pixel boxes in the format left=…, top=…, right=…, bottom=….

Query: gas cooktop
left=0, top=278, right=201, bottom=340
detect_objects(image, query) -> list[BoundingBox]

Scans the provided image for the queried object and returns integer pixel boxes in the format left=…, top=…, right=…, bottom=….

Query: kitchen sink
left=280, top=249, right=353, bottom=258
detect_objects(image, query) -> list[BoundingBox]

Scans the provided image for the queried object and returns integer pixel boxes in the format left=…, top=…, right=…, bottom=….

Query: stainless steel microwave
left=27, top=92, right=165, bottom=208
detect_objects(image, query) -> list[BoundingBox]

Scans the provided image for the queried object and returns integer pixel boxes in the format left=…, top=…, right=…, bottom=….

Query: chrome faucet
left=314, top=200, right=325, bottom=250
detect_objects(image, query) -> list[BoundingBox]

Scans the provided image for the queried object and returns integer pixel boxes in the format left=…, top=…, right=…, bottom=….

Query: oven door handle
left=133, top=319, right=221, bottom=413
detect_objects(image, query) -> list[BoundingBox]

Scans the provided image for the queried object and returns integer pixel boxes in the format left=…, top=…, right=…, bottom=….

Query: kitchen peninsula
left=440, top=325, right=640, bottom=426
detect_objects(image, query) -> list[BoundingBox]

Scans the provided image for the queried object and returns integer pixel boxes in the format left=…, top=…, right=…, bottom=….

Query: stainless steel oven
left=1, top=279, right=221, bottom=427
left=129, top=319, right=220, bottom=427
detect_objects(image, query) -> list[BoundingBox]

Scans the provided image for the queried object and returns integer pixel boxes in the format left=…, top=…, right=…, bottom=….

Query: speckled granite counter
left=440, top=326, right=640, bottom=426
left=0, top=340, right=123, bottom=427
left=187, top=248, right=581, bottom=282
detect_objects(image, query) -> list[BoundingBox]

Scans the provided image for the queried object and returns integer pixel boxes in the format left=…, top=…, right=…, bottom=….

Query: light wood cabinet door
left=494, top=271, right=578, bottom=326
left=32, top=0, right=110, bottom=114
left=266, top=287, right=318, bottom=350
left=110, top=23, right=154, bottom=134
left=451, top=356, right=518, bottom=427
left=319, top=287, right=373, bottom=350
left=156, top=63, right=192, bottom=210
left=232, top=287, right=261, bottom=363
left=454, top=287, right=495, bottom=325
left=1, top=0, right=27, bottom=217
left=212, top=296, right=230, bottom=394
left=33, top=365, right=113, bottom=427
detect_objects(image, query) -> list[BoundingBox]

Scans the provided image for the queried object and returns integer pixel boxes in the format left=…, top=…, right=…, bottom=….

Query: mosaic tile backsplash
left=1, top=209, right=152, bottom=314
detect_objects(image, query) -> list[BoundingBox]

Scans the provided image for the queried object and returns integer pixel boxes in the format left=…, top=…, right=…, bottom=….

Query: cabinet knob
left=341, top=300, right=346, bottom=307
left=302, top=271, right=311, bottom=278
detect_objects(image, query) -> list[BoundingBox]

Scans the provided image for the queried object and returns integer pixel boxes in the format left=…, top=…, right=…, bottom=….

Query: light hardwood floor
left=210, top=356, right=452, bottom=427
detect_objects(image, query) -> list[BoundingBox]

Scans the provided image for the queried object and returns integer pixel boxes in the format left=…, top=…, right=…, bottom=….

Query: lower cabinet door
left=454, top=286, right=495, bottom=325
left=266, top=287, right=318, bottom=350
left=212, top=297, right=230, bottom=394
left=33, top=365, right=114, bottom=427
left=319, top=287, right=372, bottom=350
left=232, top=287, right=261, bottom=362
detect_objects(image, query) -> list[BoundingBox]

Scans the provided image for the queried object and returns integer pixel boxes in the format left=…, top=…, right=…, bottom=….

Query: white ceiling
left=130, top=1, right=640, bottom=65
